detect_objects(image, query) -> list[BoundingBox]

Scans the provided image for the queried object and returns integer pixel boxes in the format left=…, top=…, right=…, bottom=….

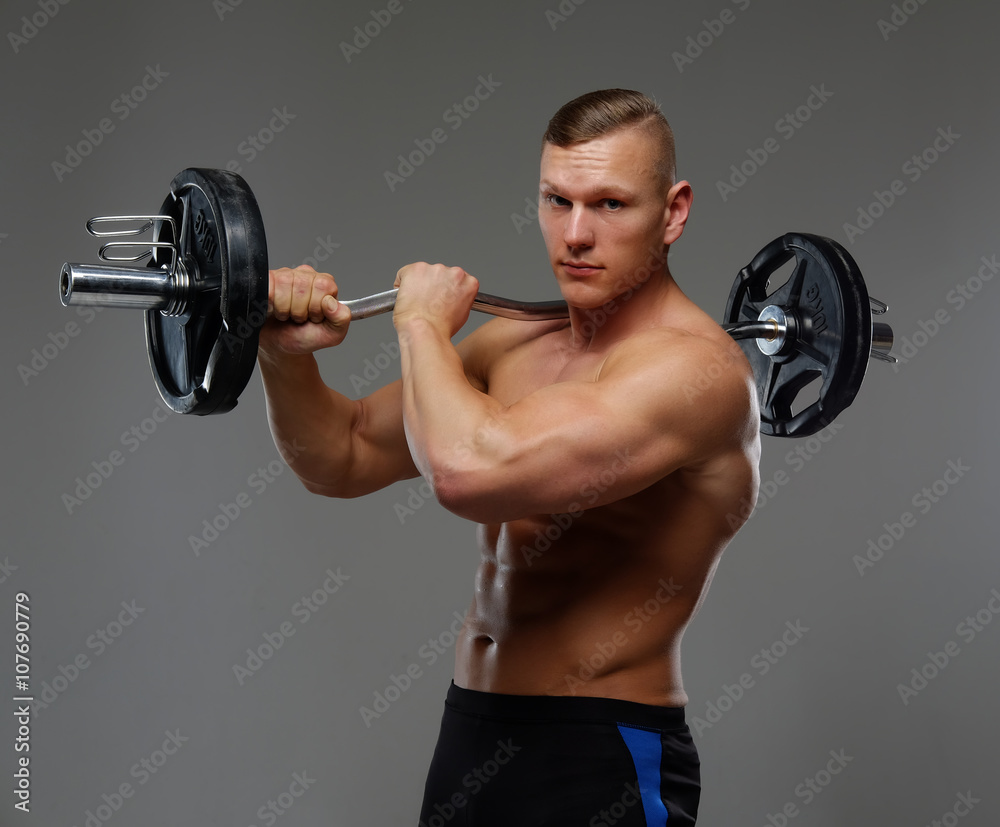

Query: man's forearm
left=397, top=319, right=505, bottom=493
left=258, top=349, right=359, bottom=495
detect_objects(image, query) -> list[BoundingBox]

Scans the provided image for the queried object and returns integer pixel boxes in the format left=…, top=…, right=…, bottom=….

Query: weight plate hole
left=790, top=373, right=823, bottom=418
left=766, top=256, right=796, bottom=297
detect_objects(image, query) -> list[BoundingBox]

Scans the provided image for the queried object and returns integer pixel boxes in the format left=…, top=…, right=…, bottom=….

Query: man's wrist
left=257, top=345, right=318, bottom=371
left=394, top=314, right=448, bottom=343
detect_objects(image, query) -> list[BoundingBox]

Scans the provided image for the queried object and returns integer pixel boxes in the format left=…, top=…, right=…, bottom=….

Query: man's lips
left=562, top=261, right=603, bottom=275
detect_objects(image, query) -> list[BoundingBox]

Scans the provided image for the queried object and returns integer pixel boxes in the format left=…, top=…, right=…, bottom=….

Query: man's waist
left=445, top=681, right=688, bottom=730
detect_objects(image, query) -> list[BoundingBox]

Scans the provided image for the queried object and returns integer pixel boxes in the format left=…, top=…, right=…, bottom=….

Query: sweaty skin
left=259, top=127, right=760, bottom=708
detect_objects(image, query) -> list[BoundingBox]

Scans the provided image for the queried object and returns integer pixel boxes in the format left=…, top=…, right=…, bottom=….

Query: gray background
left=2, top=0, right=998, bottom=824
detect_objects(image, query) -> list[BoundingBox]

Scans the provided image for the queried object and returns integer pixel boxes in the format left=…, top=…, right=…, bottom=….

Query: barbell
left=59, top=168, right=894, bottom=437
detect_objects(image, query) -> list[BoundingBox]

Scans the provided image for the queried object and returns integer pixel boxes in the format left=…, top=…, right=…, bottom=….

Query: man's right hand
left=257, top=264, right=419, bottom=499
left=259, top=265, right=352, bottom=356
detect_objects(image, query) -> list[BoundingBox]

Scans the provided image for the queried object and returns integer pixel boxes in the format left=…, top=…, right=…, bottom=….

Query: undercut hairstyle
left=542, top=89, right=677, bottom=190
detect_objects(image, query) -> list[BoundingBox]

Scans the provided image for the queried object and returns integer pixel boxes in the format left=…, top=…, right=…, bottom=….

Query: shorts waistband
left=445, top=681, right=687, bottom=731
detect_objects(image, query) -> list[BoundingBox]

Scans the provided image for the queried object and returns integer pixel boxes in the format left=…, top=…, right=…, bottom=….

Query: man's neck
left=564, top=267, right=679, bottom=351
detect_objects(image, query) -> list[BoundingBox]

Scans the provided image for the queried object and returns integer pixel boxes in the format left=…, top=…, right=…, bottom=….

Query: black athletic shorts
left=418, top=682, right=700, bottom=826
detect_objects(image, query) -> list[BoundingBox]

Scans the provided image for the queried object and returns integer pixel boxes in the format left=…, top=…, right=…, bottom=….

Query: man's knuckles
left=268, top=267, right=338, bottom=322
left=396, top=262, right=474, bottom=290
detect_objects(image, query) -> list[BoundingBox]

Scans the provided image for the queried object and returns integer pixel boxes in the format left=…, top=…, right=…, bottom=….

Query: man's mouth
left=562, top=261, right=603, bottom=276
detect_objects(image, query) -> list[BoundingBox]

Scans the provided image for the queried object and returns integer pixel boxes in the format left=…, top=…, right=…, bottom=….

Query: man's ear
left=663, top=180, right=692, bottom=246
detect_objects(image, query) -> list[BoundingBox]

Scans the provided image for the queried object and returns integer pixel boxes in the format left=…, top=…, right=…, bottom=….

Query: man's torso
left=453, top=292, right=760, bottom=706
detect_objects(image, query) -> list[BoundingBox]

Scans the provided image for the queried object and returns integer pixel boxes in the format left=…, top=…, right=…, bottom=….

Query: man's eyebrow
left=539, top=181, right=637, bottom=199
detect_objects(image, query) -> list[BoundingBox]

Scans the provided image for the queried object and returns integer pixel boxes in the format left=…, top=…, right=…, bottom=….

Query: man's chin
left=556, top=279, right=617, bottom=311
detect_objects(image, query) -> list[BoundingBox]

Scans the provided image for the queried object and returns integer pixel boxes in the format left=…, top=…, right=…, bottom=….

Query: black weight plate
left=724, top=233, right=872, bottom=437
left=145, top=168, right=268, bottom=414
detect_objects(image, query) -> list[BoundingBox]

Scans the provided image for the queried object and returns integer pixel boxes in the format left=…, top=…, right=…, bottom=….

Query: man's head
left=538, top=89, right=691, bottom=309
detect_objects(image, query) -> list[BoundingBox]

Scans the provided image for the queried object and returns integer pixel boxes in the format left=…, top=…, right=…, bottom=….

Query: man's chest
left=482, top=335, right=610, bottom=407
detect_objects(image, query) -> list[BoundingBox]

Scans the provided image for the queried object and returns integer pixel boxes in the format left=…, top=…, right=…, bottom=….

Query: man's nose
left=564, top=207, right=594, bottom=249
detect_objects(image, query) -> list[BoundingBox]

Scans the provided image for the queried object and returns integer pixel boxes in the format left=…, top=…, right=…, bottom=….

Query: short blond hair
left=542, top=89, right=676, bottom=189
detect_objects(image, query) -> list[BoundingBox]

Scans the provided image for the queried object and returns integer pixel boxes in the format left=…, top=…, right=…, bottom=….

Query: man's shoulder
left=602, top=322, right=752, bottom=387
left=599, top=323, right=759, bottom=447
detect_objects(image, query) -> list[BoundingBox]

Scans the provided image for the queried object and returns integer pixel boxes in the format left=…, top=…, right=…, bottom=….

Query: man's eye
left=604, top=199, right=624, bottom=210
left=546, top=194, right=569, bottom=206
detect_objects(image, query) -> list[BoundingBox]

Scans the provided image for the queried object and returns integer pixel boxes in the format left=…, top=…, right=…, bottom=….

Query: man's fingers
left=270, top=267, right=297, bottom=321
left=267, top=267, right=280, bottom=317
left=269, top=266, right=338, bottom=322
left=289, top=269, right=315, bottom=322
left=327, top=297, right=352, bottom=330
left=308, top=275, right=338, bottom=323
